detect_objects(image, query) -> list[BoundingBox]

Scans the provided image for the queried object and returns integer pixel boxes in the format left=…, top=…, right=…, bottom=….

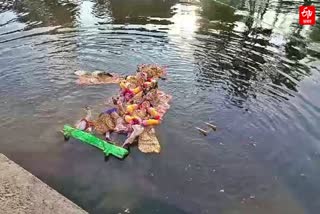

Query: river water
left=1, top=0, right=320, bottom=213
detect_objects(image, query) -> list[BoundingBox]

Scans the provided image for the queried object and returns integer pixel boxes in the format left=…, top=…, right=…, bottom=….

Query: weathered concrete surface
left=0, top=154, right=87, bottom=214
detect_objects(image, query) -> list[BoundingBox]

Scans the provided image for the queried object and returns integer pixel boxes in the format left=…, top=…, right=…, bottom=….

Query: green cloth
left=63, top=125, right=129, bottom=159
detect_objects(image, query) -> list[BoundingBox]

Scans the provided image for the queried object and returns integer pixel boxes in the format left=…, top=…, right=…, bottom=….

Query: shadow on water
left=1, top=0, right=320, bottom=213
left=109, top=0, right=178, bottom=24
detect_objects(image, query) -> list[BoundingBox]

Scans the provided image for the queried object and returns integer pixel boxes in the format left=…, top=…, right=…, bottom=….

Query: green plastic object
left=63, top=124, right=129, bottom=159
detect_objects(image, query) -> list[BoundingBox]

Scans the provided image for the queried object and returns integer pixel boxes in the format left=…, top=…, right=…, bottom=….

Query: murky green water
left=1, top=0, right=320, bottom=213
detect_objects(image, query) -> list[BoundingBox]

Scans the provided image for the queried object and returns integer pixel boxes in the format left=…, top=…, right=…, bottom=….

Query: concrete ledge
left=0, top=154, right=87, bottom=214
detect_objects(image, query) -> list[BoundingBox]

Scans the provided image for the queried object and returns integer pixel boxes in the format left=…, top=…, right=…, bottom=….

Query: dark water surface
left=1, top=0, right=320, bottom=213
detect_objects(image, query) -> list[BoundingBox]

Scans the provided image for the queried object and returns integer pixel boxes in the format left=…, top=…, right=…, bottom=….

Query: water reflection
left=91, top=0, right=112, bottom=20
left=13, top=0, right=78, bottom=26
left=109, top=0, right=177, bottom=24
left=170, top=3, right=200, bottom=35
left=1, top=0, right=320, bottom=214
left=194, top=0, right=316, bottom=106
left=77, top=0, right=111, bottom=26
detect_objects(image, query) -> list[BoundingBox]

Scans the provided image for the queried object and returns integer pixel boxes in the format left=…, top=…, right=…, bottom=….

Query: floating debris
left=205, top=122, right=217, bottom=131
left=67, top=64, right=172, bottom=155
left=196, top=122, right=218, bottom=136
left=249, top=195, right=256, bottom=199
left=195, top=127, right=208, bottom=136
left=75, top=70, right=122, bottom=85
left=249, top=142, right=257, bottom=147
left=138, top=128, right=160, bottom=153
